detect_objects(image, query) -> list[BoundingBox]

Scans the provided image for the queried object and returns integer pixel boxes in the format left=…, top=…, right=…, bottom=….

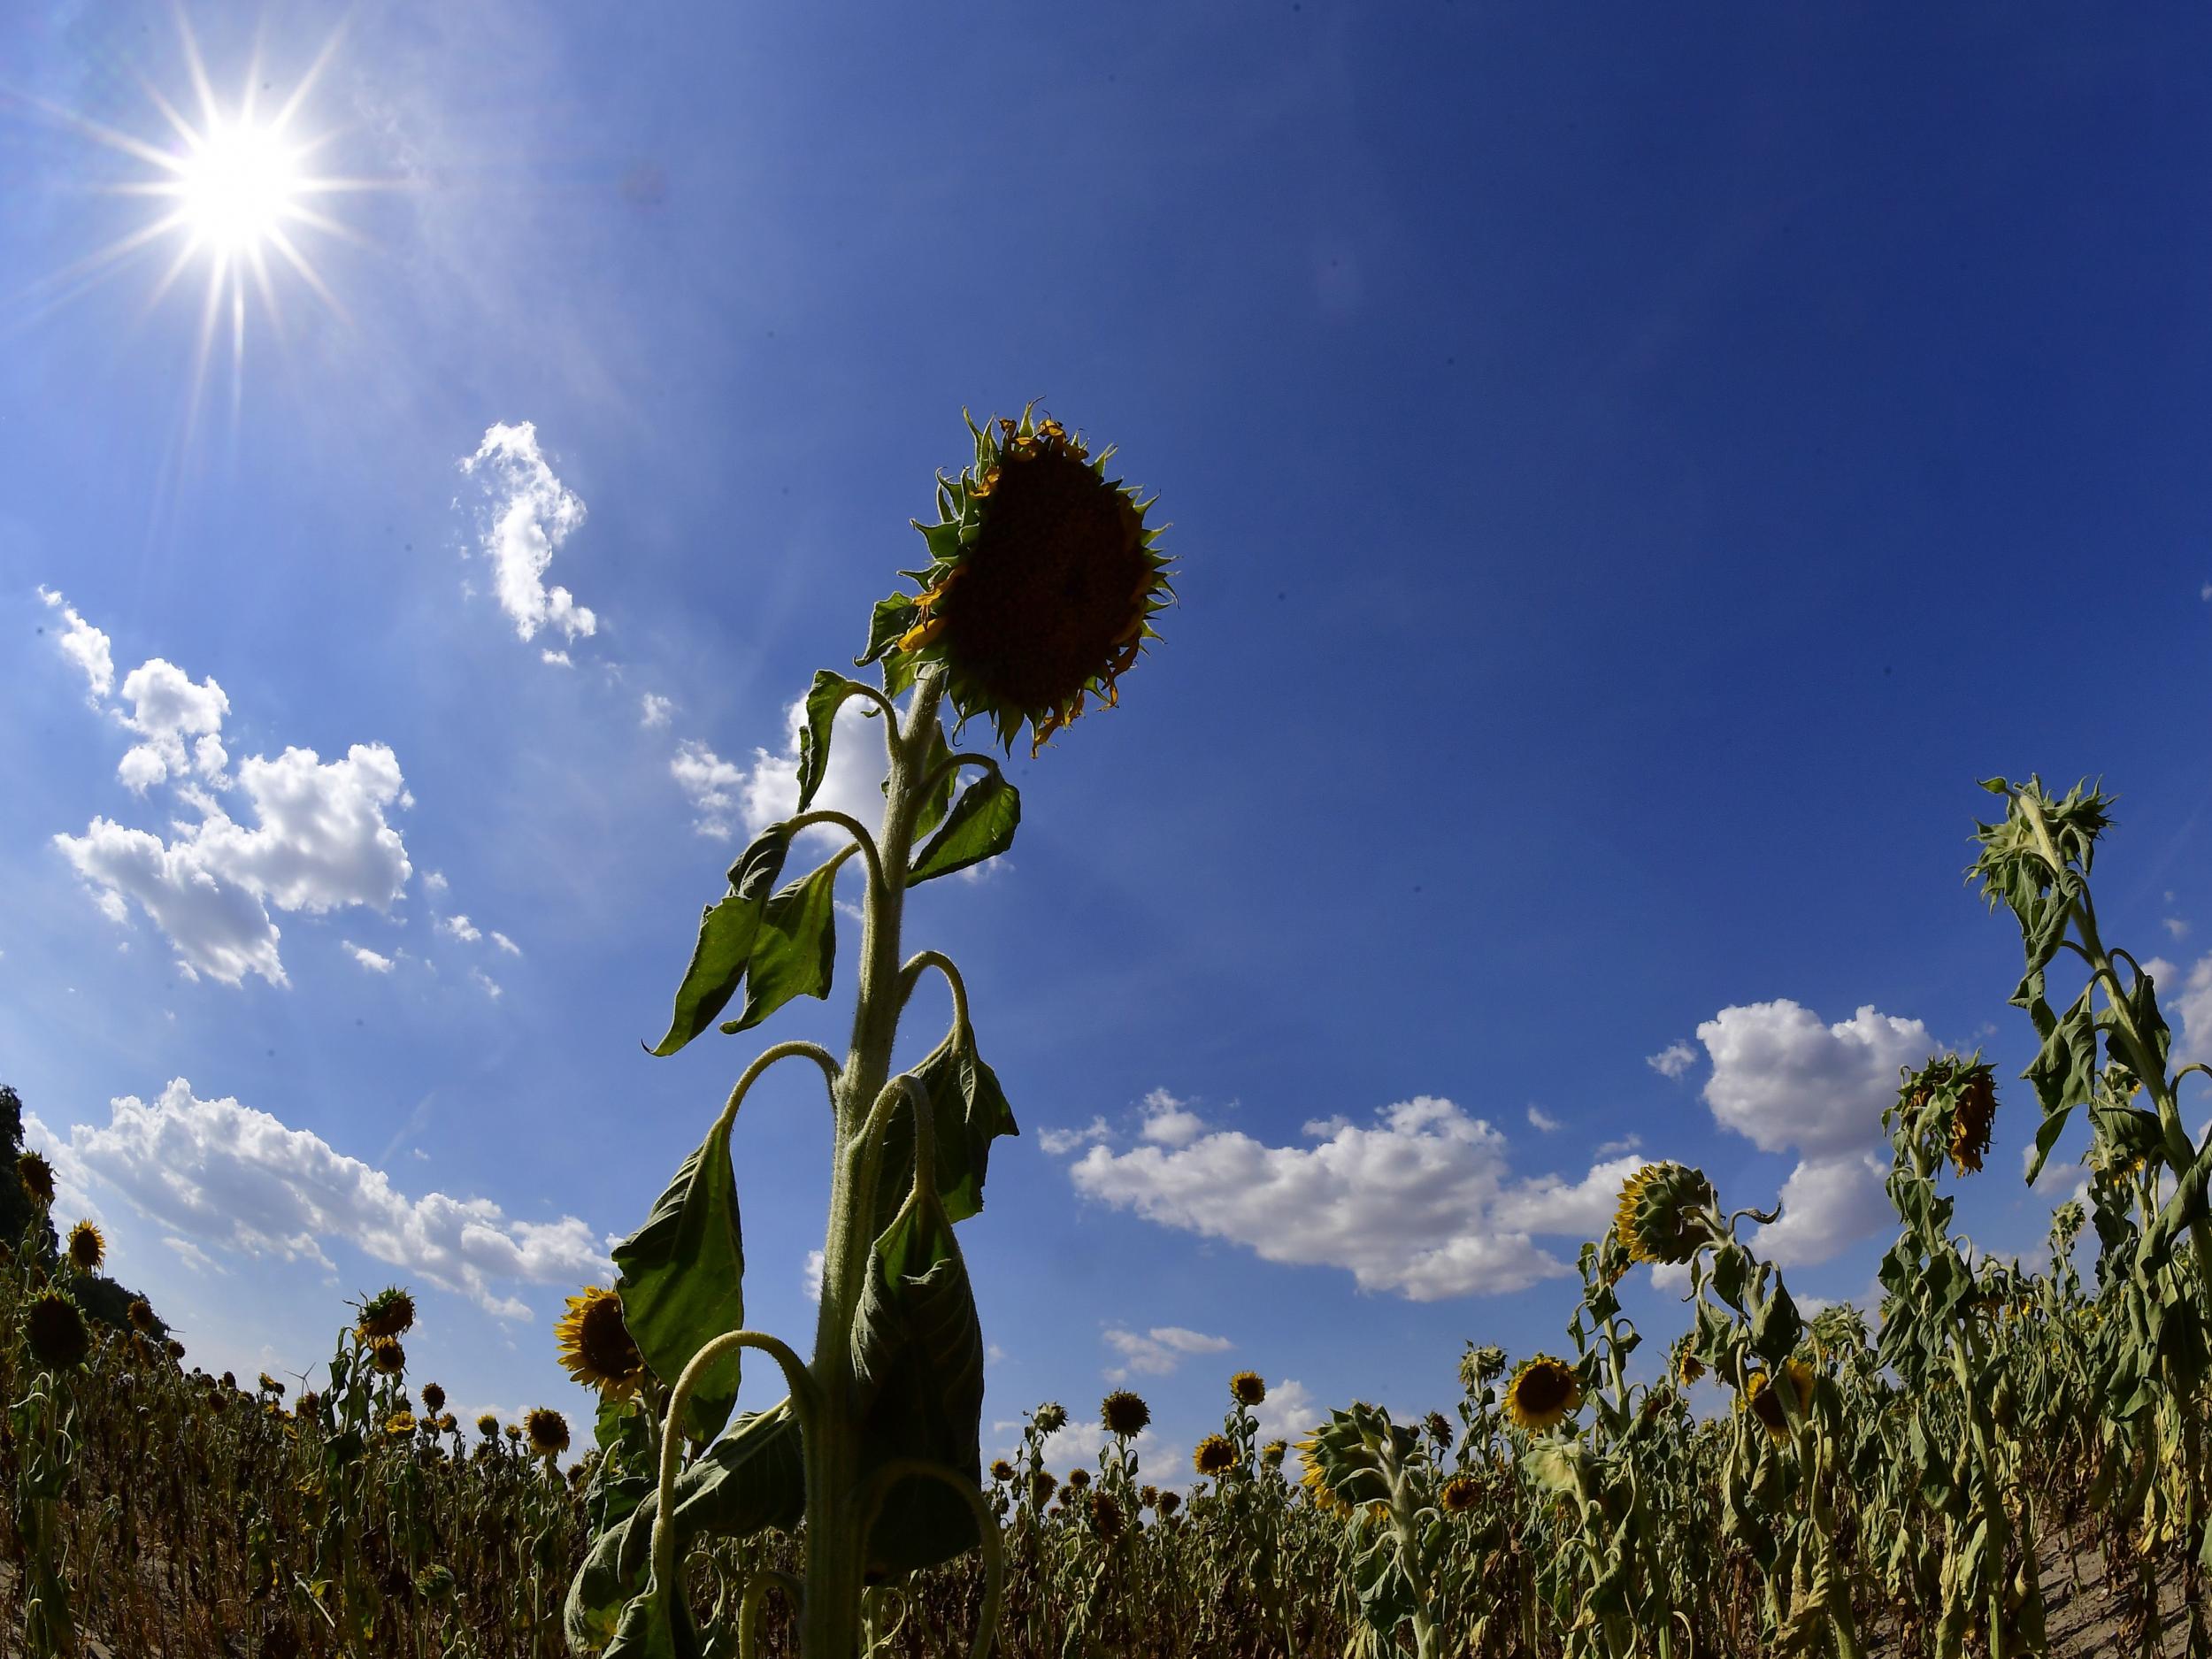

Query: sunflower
left=1032, top=1402, right=1068, bottom=1434
left=1423, top=1410, right=1455, bottom=1448
left=386, top=1411, right=417, bottom=1439
left=555, top=1286, right=645, bottom=1398
left=1261, top=1440, right=1288, bottom=1466
left=1156, top=1489, right=1181, bottom=1517
left=369, top=1339, right=406, bottom=1376
left=15, top=1150, right=56, bottom=1208
left=1613, top=1163, right=1718, bottom=1266
left=1030, top=1469, right=1058, bottom=1506
left=1459, top=1343, right=1507, bottom=1391
left=524, top=1406, right=571, bottom=1457
left=1229, top=1371, right=1267, bottom=1407
left=1440, top=1474, right=1482, bottom=1516
left=1949, top=1066, right=1997, bottom=1176
left=1100, top=1389, right=1151, bottom=1438
left=58, top=1218, right=103, bottom=1275
left=1090, top=1492, right=1125, bottom=1542
left=477, top=1412, right=500, bottom=1438
left=1674, top=1343, right=1706, bottom=1387
left=861, top=408, right=1173, bottom=756
left=1502, top=1356, right=1583, bottom=1433
left=1745, top=1361, right=1816, bottom=1440
left=25, top=1290, right=89, bottom=1371
left=1193, top=1434, right=1240, bottom=1478
left=989, top=1458, right=1016, bottom=1484
left=124, top=1299, right=156, bottom=1334
left=356, top=1286, right=417, bottom=1341
left=258, top=1372, right=285, bottom=1397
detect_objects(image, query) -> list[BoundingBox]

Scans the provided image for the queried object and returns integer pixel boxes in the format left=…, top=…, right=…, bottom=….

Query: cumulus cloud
left=2145, top=956, right=2212, bottom=1065
left=39, top=587, right=115, bottom=702
left=114, top=658, right=232, bottom=793
left=1138, top=1088, right=1207, bottom=1148
left=1696, top=1001, right=1932, bottom=1265
left=803, top=1248, right=826, bottom=1304
left=441, top=915, right=482, bottom=943
left=675, top=694, right=891, bottom=843
left=1102, top=1325, right=1233, bottom=1381
left=56, top=743, right=414, bottom=987
left=344, top=942, right=396, bottom=973
left=1036, top=1117, right=1111, bottom=1156
left=640, top=694, right=673, bottom=729
left=1647, top=1041, right=1698, bottom=1079
left=1251, top=1379, right=1319, bottom=1447
left=1525, top=1105, right=1561, bottom=1133
left=1065, top=1095, right=1652, bottom=1300
left=49, top=1079, right=608, bottom=1318
left=458, top=421, right=597, bottom=644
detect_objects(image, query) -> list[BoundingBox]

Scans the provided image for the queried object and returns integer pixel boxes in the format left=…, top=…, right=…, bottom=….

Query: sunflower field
left=6, top=413, right=2211, bottom=1657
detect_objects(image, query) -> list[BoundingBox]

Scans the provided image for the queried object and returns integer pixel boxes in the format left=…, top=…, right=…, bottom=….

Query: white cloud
left=471, top=968, right=503, bottom=1000
left=441, top=915, right=482, bottom=943
left=114, top=658, right=231, bottom=793
left=676, top=694, right=891, bottom=843
left=2146, top=956, right=2212, bottom=1065
left=1037, top=1117, right=1111, bottom=1156
left=458, top=421, right=597, bottom=644
left=57, top=744, right=414, bottom=987
left=422, top=871, right=449, bottom=895
left=344, top=942, right=396, bottom=973
left=2202, top=581, right=2211, bottom=602
left=48, top=1079, right=609, bottom=1317
left=1647, top=1041, right=1698, bottom=1079
left=489, top=931, right=521, bottom=956
left=2166, top=918, right=2192, bottom=941
left=803, top=1248, right=825, bottom=1304
left=1525, top=1104, right=1561, bottom=1133
left=640, top=694, right=673, bottom=729
left=540, top=649, right=572, bottom=667
left=38, top=587, right=114, bottom=702
left=1068, top=1095, right=1652, bottom=1301
left=1251, top=1379, right=1319, bottom=1447
left=1696, top=1000, right=1931, bottom=1265
left=2024, top=1142, right=2088, bottom=1201
left=1138, top=1088, right=1207, bottom=1148
left=1102, top=1325, right=1233, bottom=1381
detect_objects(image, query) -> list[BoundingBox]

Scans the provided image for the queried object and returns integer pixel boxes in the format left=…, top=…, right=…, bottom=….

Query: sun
left=173, top=117, right=308, bottom=258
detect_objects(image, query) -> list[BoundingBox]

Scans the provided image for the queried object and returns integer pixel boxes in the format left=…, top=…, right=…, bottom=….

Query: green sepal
left=719, top=859, right=841, bottom=1033
left=856, top=594, right=918, bottom=667
left=648, top=827, right=792, bottom=1056
left=613, top=1114, right=746, bottom=1442
left=797, top=672, right=869, bottom=815
left=909, top=770, right=1020, bottom=885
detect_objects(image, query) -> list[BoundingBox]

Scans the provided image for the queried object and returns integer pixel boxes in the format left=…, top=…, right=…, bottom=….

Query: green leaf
left=2024, top=1107, right=2077, bottom=1186
left=796, top=672, right=867, bottom=815
left=909, top=771, right=1020, bottom=885
left=613, top=1115, right=746, bottom=1442
left=2023, top=986, right=2096, bottom=1117
left=850, top=1198, right=987, bottom=1574
left=720, top=859, right=841, bottom=1033
left=867, top=1025, right=1020, bottom=1239
left=2144, top=1139, right=2212, bottom=1271
left=648, top=828, right=792, bottom=1056
left=910, top=723, right=960, bottom=843
left=856, top=594, right=917, bottom=667
left=1750, top=1276, right=1802, bottom=1364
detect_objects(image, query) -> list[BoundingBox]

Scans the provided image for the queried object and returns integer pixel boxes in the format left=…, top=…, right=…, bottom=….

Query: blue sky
left=2, top=1, right=2208, bottom=1471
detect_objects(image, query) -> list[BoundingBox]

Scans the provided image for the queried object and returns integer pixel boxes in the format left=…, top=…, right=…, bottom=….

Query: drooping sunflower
left=1744, top=1361, right=1816, bottom=1440
left=15, top=1150, right=56, bottom=1208
left=476, top=1412, right=501, bottom=1439
left=1440, top=1474, right=1482, bottom=1516
left=1502, top=1356, right=1583, bottom=1433
left=1673, top=1341, right=1706, bottom=1387
left=1032, top=1401, right=1068, bottom=1434
left=1613, top=1163, right=1719, bottom=1266
left=356, top=1286, right=417, bottom=1341
left=126, top=1298, right=156, bottom=1334
left=25, top=1289, right=90, bottom=1371
left=65, top=1219, right=104, bottom=1273
left=989, top=1458, right=1016, bottom=1484
left=1261, top=1440, right=1288, bottom=1467
left=1030, top=1469, right=1058, bottom=1506
left=1156, top=1489, right=1181, bottom=1517
left=1949, top=1065, right=1997, bottom=1176
left=420, top=1381, right=446, bottom=1414
left=555, top=1285, right=645, bottom=1398
left=1459, top=1343, right=1507, bottom=1392
left=257, top=1372, right=285, bottom=1397
left=1229, top=1371, right=1268, bottom=1407
left=524, top=1406, right=572, bottom=1457
left=1193, top=1433, right=1240, bottom=1478
left=1089, top=1491, right=1125, bottom=1542
left=1100, top=1389, right=1151, bottom=1438
left=1066, top=1466, right=1091, bottom=1490
left=860, top=408, right=1174, bottom=756
left=369, top=1338, right=407, bottom=1377
left=1423, top=1410, right=1455, bottom=1448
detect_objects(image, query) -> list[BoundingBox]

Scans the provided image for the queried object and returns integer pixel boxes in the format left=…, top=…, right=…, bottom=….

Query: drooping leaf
left=849, top=1198, right=987, bottom=1574
left=856, top=594, right=918, bottom=667
left=613, top=1115, right=746, bottom=1441
left=910, top=723, right=960, bottom=843
left=721, top=859, right=841, bottom=1033
left=649, top=828, right=792, bottom=1057
left=909, top=771, right=1019, bottom=885
left=797, top=672, right=868, bottom=815
left=866, top=1025, right=1020, bottom=1239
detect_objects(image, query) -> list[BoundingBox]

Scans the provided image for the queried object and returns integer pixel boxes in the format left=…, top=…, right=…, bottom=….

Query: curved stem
left=897, top=950, right=970, bottom=1034
left=786, top=810, right=887, bottom=898
left=737, top=1570, right=803, bottom=1659
left=849, top=1457, right=1003, bottom=1659
left=713, top=1041, right=842, bottom=1140
left=651, top=1333, right=819, bottom=1652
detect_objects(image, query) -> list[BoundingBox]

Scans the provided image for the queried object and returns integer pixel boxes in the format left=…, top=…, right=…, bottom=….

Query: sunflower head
left=989, top=1458, right=1016, bottom=1484
left=1030, top=1469, right=1057, bottom=1506
left=368, top=1338, right=407, bottom=1377
left=419, top=1381, right=445, bottom=1415
left=1948, top=1066, right=1997, bottom=1176
left=1440, top=1474, right=1482, bottom=1516
left=1423, top=1410, right=1454, bottom=1448
left=476, top=1412, right=500, bottom=1439
left=126, top=1298, right=157, bottom=1334
left=1673, top=1341, right=1706, bottom=1387
left=1744, top=1360, right=1816, bottom=1440
left=1089, top=1491, right=1125, bottom=1542
left=1459, top=1342, right=1508, bottom=1393
left=15, top=1150, right=56, bottom=1208
left=1229, top=1370, right=1267, bottom=1407
left=64, top=1218, right=104, bottom=1274
left=1892, top=1056, right=1998, bottom=1175
left=25, top=1289, right=89, bottom=1371
left=386, top=1410, right=417, bottom=1439
left=1157, top=1488, right=1182, bottom=1517
left=258, top=1372, right=284, bottom=1396
left=860, top=408, right=1172, bottom=756
left=1100, top=1389, right=1151, bottom=1438
left=296, top=1389, right=319, bottom=1419
left=1031, top=1401, right=1068, bottom=1434
left=1502, top=1356, right=1583, bottom=1433
left=356, top=1286, right=417, bottom=1341
left=1066, top=1466, right=1091, bottom=1490
left=1262, top=1439, right=1288, bottom=1466
left=524, top=1406, right=571, bottom=1457
left=556, top=1285, right=645, bottom=1398
left=1193, top=1433, right=1240, bottom=1478
left=1613, top=1163, right=1719, bottom=1266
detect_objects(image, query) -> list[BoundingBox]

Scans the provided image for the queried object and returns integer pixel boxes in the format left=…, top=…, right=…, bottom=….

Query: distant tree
left=0, top=1080, right=169, bottom=1340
